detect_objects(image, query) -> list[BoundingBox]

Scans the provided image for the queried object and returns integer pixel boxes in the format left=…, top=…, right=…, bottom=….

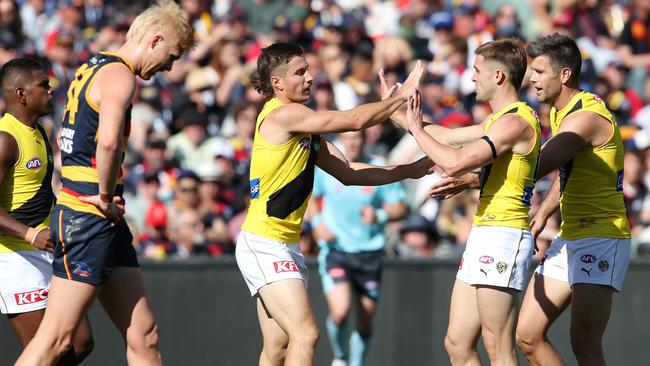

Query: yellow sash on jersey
left=473, top=102, right=541, bottom=230
left=241, top=98, right=320, bottom=243
left=550, top=91, right=630, bottom=239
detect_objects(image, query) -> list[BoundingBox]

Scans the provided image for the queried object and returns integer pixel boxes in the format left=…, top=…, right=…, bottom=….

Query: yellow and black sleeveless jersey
left=474, top=102, right=541, bottom=230
left=0, top=113, right=54, bottom=252
left=241, top=98, right=321, bottom=243
left=57, top=52, right=132, bottom=217
left=550, top=91, right=630, bottom=239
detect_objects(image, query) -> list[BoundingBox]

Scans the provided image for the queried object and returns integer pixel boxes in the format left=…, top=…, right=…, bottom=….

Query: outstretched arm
left=378, top=69, right=485, bottom=146
left=316, top=139, right=432, bottom=186
left=276, top=61, right=424, bottom=135
left=405, top=91, right=527, bottom=177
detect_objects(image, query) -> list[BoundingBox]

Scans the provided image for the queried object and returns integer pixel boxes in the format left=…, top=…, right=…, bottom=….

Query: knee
left=293, top=322, right=319, bottom=349
left=262, top=340, right=288, bottom=365
left=126, top=322, right=160, bottom=354
left=515, top=326, right=539, bottom=355
left=329, top=310, right=348, bottom=325
left=444, top=333, right=468, bottom=358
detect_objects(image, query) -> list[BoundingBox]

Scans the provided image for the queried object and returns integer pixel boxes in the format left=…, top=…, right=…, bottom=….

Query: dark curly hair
left=252, top=43, right=304, bottom=100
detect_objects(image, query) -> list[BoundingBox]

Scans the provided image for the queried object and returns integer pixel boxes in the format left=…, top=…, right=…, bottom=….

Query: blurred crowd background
left=2, top=0, right=650, bottom=261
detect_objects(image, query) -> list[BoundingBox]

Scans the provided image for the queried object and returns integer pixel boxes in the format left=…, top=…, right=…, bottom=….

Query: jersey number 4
left=64, top=64, right=98, bottom=125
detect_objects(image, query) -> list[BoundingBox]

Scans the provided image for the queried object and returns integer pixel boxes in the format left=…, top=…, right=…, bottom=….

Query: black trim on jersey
left=566, top=100, right=583, bottom=117
left=481, top=136, right=497, bottom=159
left=559, top=159, right=574, bottom=193
left=267, top=135, right=321, bottom=219
left=479, top=163, right=492, bottom=195
left=504, top=107, right=518, bottom=114
left=10, top=124, right=55, bottom=227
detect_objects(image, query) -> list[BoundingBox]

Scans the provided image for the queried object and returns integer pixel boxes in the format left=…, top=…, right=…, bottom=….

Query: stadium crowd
left=1, top=0, right=649, bottom=260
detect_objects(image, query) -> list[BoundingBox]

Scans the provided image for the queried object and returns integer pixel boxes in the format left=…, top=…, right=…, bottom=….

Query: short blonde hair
left=126, top=0, right=194, bottom=54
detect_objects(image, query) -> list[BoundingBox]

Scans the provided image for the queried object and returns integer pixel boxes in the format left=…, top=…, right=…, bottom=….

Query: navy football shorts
left=51, top=205, right=138, bottom=285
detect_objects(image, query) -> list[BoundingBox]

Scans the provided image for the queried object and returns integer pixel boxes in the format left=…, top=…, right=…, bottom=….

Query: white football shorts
left=236, top=230, right=308, bottom=297
left=0, top=250, right=53, bottom=314
left=535, top=236, right=631, bottom=291
left=457, top=225, right=534, bottom=291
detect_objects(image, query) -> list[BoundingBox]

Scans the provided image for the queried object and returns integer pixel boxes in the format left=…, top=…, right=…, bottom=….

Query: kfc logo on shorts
left=14, top=288, right=48, bottom=305
left=479, top=255, right=494, bottom=264
left=580, top=254, right=597, bottom=263
left=274, top=261, right=299, bottom=273
left=25, top=157, right=43, bottom=170
left=458, top=258, right=464, bottom=270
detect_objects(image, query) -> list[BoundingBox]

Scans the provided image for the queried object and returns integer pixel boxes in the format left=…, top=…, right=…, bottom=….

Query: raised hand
left=378, top=68, right=397, bottom=101
left=406, top=89, right=423, bottom=134
left=396, top=60, right=424, bottom=100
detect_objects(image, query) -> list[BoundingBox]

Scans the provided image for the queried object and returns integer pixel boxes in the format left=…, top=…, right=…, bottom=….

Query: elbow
left=97, top=137, right=119, bottom=153
left=338, top=175, right=353, bottom=186
left=443, top=161, right=471, bottom=177
left=350, top=117, right=366, bottom=131
left=444, top=166, right=464, bottom=177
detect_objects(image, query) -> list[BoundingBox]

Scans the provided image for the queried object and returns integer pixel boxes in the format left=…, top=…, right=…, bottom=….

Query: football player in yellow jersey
left=0, top=59, right=93, bottom=364
left=236, top=43, right=431, bottom=366
left=514, top=34, right=631, bottom=366
left=382, top=38, right=538, bottom=365
left=429, top=34, right=631, bottom=366
left=16, top=1, right=193, bottom=365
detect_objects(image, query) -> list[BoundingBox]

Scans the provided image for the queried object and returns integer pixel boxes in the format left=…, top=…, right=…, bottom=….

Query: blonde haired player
left=16, top=1, right=192, bottom=365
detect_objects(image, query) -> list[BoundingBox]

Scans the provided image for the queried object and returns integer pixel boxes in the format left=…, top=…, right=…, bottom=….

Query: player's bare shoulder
left=265, top=102, right=313, bottom=127
left=89, top=62, right=136, bottom=107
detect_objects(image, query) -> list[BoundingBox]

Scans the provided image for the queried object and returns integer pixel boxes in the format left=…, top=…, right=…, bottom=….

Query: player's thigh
left=40, top=276, right=99, bottom=337
left=447, top=279, right=480, bottom=341
left=98, top=267, right=155, bottom=339
left=256, top=296, right=289, bottom=347
left=570, top=284, right=612, bottom=337
left=258, top=279, right=316, bottom=335
left=518, top=273, right=571, bottom=335
left=8, top=310, right=45, bottom=347
left=475, top=285, right=518, bottom=333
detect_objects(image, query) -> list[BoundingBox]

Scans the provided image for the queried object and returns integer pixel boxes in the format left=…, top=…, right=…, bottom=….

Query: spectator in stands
left=394, top=213, right=461, bottom=259
left=618, top=0, right=650, bottom=96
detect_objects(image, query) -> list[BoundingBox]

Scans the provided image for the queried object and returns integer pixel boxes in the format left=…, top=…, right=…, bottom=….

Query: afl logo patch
left=26, top=157, right=43, bottom=170
left=580, top=254, right=597, bottom=263
left=479, top=255, right=494, bottom=264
